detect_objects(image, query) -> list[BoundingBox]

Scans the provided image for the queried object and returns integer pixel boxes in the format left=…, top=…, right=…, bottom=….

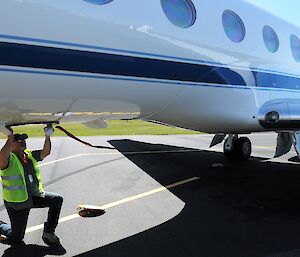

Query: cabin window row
left=160, top=0, right=299, bottom=62
left=84, top=0, right=300, bottom=62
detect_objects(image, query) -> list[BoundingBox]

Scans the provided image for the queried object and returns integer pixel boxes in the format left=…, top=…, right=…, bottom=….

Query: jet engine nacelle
left=259, top=99, right=300, bottom=129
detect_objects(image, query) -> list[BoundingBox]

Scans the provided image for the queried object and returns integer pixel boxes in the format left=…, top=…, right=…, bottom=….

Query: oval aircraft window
left=161, top=0, right=197, bottom=28
left=291, top=34, right=300, bottom=62
left=84, top=0, right=113, bottom=4
left=263, top=26, right=279, bottom=53
left=222, top=10, right=245, bottom=43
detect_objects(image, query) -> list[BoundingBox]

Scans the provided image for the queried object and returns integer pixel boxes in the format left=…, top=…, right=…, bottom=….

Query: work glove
left=0, top=126, right=13, bottom=136
left=44, top=125, right=54, bottom=136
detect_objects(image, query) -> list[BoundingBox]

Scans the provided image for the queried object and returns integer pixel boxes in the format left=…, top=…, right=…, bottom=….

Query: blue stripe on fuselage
left=0, top=41, right=299, bottom=90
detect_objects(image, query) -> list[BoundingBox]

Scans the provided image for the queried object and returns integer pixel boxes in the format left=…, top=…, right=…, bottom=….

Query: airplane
left=0, top=0, right=299, bottom=160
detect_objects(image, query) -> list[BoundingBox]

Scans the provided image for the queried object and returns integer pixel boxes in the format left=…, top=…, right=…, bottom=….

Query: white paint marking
left=39, top=150, right=205, bottom=167
left=39, top=154, right=83, bottom=167
left=37, top=143, right=277, bottom=169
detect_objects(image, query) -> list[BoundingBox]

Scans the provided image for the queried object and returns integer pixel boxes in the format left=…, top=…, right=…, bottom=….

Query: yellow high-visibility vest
left=0, top=149, right=43, bottom=203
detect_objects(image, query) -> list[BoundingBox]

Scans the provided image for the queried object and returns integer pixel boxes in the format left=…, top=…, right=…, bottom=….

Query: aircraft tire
left=236, top=137, right=252, bottom=160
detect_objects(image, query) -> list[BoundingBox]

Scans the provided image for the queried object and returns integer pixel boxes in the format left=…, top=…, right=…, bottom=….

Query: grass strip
left=1, top=120, right=199, bottom=138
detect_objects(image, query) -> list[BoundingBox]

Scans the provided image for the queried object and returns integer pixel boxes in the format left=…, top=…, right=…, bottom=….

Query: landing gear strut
left=223, top=135, right=252, bottom=160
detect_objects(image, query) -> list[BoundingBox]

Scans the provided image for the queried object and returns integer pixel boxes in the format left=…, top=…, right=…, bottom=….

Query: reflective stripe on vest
left=3, top=185, right=25, bottom=191
left=1, top=175, right=23, bottom=181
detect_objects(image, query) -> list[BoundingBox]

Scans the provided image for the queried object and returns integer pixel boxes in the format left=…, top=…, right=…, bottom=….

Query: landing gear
left=223, top=135, right=252, bottom=160
left=223, top=134, right=237, bottom=159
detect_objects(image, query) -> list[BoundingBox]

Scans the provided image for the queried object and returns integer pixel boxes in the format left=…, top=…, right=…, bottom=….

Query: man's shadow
left=2, top=243, right=66, bottom=257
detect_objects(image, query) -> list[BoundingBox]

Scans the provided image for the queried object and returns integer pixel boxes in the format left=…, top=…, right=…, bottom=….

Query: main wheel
left=223, top=137, right=236, bottom=159
left=236, top=137, right=252, bottom=160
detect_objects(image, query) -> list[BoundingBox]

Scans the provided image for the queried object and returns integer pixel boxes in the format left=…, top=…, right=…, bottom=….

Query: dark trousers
left=0, top=192, right=63, bottom=243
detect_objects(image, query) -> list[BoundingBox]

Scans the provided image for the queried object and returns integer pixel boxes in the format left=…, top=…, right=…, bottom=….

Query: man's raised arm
left=40, top=125, right=53, bottom=160
left=0, top=127, right=13, bottom=169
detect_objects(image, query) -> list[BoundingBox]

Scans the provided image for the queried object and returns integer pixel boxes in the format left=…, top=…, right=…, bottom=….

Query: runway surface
left=0, top=133, right=300, bottom=256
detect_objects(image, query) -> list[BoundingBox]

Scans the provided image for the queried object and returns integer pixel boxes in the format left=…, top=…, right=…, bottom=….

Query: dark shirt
left=5, top=150, right=42, bottom=211
left=22, top=151, right=42, bottom=196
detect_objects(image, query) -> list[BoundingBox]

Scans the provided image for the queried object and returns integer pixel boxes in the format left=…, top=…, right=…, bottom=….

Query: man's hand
left=44, top=124, right=54, bottom=137
left=0, top=126, right=13, bottom=137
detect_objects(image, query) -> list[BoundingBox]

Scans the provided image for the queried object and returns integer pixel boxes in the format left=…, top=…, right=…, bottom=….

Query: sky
left=246, top=0, right=300, bottom=26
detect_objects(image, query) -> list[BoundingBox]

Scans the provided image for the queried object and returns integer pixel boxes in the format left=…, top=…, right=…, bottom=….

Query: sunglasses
left=13, top=139, right=26, bottom=143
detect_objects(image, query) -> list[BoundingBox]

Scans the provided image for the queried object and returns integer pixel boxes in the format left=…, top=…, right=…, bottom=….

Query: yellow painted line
left=101, top=177, right=199, bottom=209
left=25, top=176, right=200, bottom=234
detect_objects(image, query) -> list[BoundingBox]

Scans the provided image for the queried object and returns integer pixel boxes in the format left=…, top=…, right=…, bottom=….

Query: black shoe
left=42, top=232, right=60, bottom=245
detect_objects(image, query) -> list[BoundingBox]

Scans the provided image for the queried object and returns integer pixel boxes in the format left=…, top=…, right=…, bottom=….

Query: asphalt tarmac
left=0, top=133, right=300, bottom=257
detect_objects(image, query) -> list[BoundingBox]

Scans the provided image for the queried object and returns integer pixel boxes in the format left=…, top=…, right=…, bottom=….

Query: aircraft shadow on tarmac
left=1, top=243, right=66, bottom=257
left=74, top=139, right=300, bottom=257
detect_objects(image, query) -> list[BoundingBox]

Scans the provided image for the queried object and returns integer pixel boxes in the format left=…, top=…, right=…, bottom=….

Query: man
left=0, top=125, right=63, bottom=245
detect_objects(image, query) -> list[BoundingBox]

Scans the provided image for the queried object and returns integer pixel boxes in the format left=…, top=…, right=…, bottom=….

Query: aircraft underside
left=0, top=66, right=299, bottom=161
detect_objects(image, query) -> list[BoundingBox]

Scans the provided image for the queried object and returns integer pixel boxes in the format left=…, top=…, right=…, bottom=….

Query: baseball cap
left=13, top=134, right=28, bottom=141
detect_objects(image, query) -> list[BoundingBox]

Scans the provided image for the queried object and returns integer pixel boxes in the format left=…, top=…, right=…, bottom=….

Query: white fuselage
left=0, top=0, right=300, bottom=133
